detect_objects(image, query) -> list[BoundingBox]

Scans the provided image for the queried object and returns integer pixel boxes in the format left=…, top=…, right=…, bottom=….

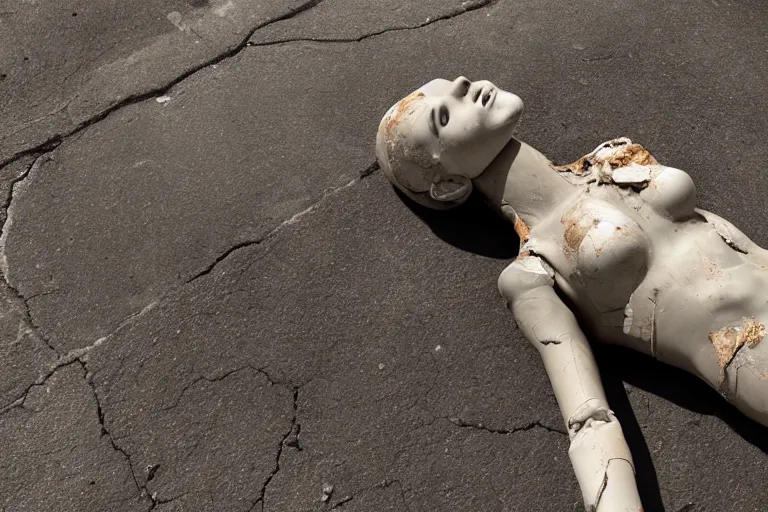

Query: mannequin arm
left=498, top=254, right=643, bottom=512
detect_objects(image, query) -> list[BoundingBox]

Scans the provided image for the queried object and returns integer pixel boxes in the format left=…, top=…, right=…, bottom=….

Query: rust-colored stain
left=384, top=91, right=425, bottom=137
left=710, top=317, right=766, bottom=382
left=563, top=215, right=590, bottom=253
left=604, top=143, right=657, bottom=168
left=514, top=216, right=531, bottom=244
left=553, top=155, right=591, bottom=175
left=744, top=319, right=766, bottom=348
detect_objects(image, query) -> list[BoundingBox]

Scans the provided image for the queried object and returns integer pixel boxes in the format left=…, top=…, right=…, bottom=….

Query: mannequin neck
left=473, top=138, right=576, bottom=226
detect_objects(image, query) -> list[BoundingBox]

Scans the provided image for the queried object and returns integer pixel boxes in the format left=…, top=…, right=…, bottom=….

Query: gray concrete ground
left=1, top=0, right=767, bottom=510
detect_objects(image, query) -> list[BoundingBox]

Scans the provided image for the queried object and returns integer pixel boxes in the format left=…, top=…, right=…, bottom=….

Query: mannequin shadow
left=397, top=186, right=768, bottom=512
left=594, top=343, right=768, bottom=511
left=397, top=189, right=520, bottom=260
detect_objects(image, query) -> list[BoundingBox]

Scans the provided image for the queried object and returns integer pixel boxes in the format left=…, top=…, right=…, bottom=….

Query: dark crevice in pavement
left=0, top=154, right=58, bottom=356
left=186, top=238, right=266, bottom=283
left=326, top=479, right=411, bottom=511
left=76, top=359, right=153, bottom=509
left=0, top=158, right=375, bottom=399
left=148, top=492, right=189, bottom=510
left=329, top=495, right=353, bottom=509
left=159, top=365, right=289, bottom=412
left=0, top=358, right=82, bottom=415
left=0, top=307, right=143, bottom=413
left=249, top=385, right=302, bottom=512
left=446, top=417, right=567, bottom=437
left=186, top=161, right=379, bottom=284
left=0, top=357, right=150, bottom=507
left=0, top=342, right=108, bottom=413
left=0, top=0, right=330, bottom=172
left=359, top=161, right=380, bottom=179
left=247, top=0, right=502, bottom=48
left=149, top=365, right=303, bottom=510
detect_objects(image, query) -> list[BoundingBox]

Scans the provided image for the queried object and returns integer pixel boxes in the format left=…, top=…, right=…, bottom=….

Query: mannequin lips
left=481, top=87, right=495, bottom=108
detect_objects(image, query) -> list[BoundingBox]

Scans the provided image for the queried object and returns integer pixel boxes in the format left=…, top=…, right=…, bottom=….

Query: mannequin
left=375, top=77, right=768, bottom=511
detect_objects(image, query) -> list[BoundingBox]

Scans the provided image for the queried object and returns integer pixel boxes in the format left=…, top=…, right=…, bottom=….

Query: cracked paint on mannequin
left=710, top=317, right=766, bottom=384
left=377, top=76, right=768, bottom=512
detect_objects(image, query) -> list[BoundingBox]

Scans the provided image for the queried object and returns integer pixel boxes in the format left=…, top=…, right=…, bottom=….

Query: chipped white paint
left=611, top=164, right=652, bottom=186
left=377, top=76, right=768, bottom=511
left=156, top=95, right=171, bottom=105
left=517, top=254, right=553, bottom=276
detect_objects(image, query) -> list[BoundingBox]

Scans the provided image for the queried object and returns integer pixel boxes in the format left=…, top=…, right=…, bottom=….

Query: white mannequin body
left=375, top=78, right=768, bottom=511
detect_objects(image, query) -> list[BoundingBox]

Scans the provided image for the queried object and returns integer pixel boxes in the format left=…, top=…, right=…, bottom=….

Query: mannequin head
left=376, top=77, right=523, bottom=209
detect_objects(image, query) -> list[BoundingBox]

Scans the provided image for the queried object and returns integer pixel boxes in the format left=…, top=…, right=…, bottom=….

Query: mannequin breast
left=529, top=193, right=651, bottom=314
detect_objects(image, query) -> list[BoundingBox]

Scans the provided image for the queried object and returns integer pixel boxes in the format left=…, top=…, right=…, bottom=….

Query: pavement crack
left=148, top=492, right=189, bottom=510
left=247, top=0, right=501, bottom=47
left=0, top=302, right=159, bottom=414
left=75, top=359, right=151, bottom=506
left=0, top=154, right=58, bottom=355
left=0, top=359, right=81, bottom=414
left=329, top=495, right=353, bottom=509
left=250, top=384, right=302, bottom=511
left=186, top=161, right=379, bottom=283
left=159, top=366, right=264, bottom=412
left=0, top=0, right=331, bottom=172
left=446, top=417, right=567, bottom=436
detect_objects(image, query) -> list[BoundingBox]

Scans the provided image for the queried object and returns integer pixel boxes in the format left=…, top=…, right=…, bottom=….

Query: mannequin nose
left=450, top=76, right=471, bottom=98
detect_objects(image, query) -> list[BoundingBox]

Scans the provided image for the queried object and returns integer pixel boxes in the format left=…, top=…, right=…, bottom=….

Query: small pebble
left=321, top=483, right=334, bottom=502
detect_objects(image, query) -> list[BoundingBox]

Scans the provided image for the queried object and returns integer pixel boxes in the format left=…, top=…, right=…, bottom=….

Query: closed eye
left=429, top=108, right=439, bottom=137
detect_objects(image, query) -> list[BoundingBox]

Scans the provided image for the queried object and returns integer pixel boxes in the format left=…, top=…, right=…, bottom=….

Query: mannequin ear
left=429, top=175, right=473, bottom=204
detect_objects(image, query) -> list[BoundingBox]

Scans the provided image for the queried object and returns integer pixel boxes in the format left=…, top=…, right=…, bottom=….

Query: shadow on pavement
left=594, top=346, right=666, bottom=512
left=596, top=344, right=768, bottom=511
left=596, top=343, right=768, bottom=454
left=397, top=188, right=520, bottom=260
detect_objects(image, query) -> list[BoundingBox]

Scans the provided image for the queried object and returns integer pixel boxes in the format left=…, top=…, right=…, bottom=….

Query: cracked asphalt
left=1, top=0, right=767, bottom=510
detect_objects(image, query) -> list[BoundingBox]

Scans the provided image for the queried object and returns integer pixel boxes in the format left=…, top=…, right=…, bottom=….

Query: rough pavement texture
left=1, top=0, right=767, bottom=511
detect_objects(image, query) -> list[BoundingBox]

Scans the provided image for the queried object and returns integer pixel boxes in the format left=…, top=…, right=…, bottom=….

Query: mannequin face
left=399, top=76, right=524, bottom=178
